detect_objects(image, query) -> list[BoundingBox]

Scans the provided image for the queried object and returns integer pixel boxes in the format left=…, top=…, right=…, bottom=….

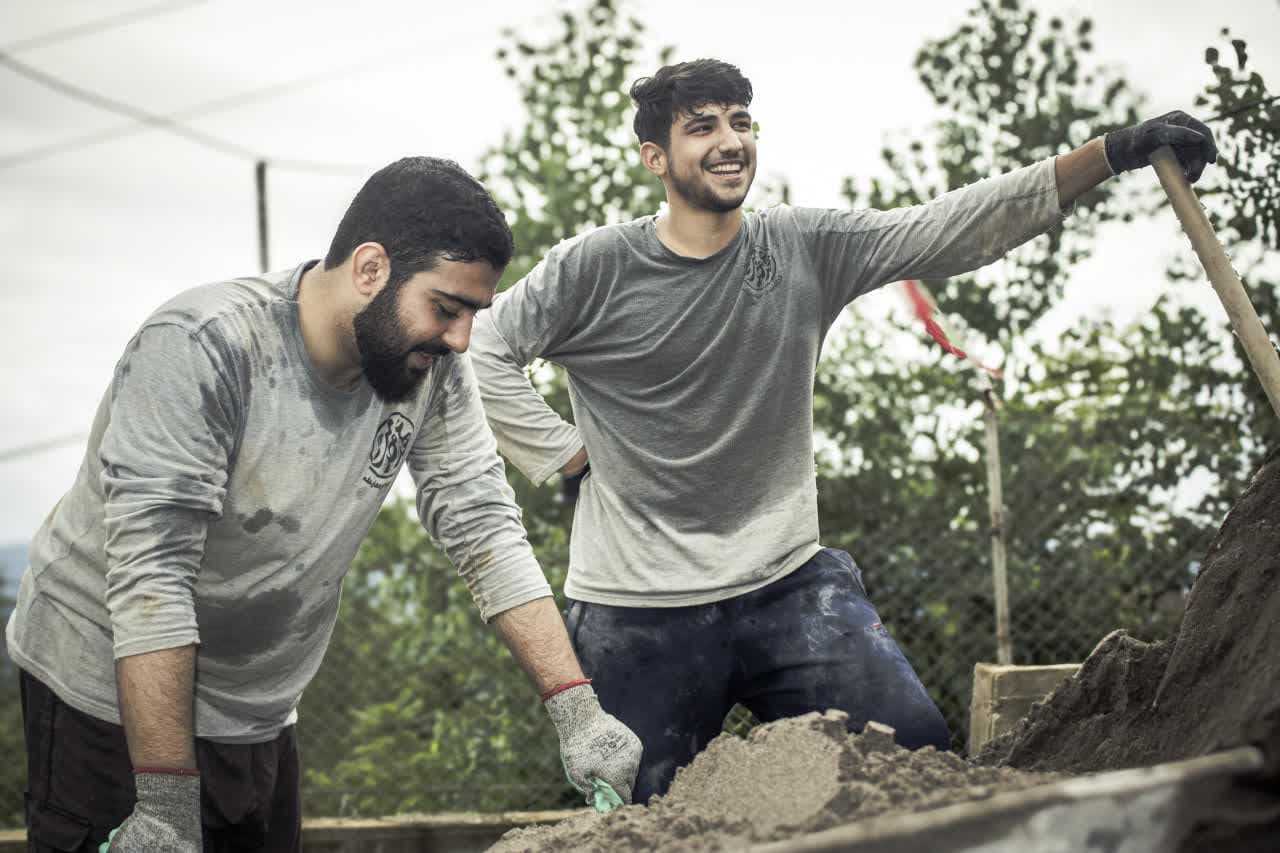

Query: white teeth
left=709, top=163, right=743, bottom=174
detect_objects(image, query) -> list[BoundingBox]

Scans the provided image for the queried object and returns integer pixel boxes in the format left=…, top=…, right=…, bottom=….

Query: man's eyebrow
left=730, top=109, right=752, bottom=122
left=431, top=289, right=492, bottom=311
left=681, top=113, right=715, bottom=130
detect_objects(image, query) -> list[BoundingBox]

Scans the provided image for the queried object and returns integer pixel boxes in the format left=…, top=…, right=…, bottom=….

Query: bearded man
left=7, top=157, right=641, bottom=852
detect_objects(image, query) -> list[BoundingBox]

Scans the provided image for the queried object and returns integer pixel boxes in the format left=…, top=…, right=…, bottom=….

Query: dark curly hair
left=324, top=157, right=513, bottom=289
left=629, top=59, right=753, bottom=150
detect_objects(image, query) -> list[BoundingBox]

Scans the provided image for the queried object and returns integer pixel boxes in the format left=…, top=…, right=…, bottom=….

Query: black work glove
left=560, top=463, right=590, bottom=505
left=1104, top=110, right=1218, bottom=183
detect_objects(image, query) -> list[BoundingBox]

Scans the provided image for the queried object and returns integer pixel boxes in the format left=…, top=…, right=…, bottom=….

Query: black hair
left=323, top=157, right=513, bottom=287
left=629, top=59, right=753, bottom=150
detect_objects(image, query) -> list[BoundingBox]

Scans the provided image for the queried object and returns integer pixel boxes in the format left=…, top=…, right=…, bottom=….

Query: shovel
left=1149, top=145, right=1280, bottom=422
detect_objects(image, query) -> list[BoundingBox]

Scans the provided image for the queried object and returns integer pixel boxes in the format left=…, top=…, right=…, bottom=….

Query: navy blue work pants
left=565, top=547, right=951, bottom=803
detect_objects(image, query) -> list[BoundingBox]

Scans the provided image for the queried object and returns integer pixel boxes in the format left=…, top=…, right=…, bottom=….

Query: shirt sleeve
left=469, top=245, right=586, bottom=485
left=408, top=352, right=553, bottom=622
left=793, top=157, right=1068, bottom=324
left=100, top=322, right=242, bottom=659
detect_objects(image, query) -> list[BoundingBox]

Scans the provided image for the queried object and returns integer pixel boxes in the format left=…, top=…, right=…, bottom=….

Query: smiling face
left=353, top=257, right=499, bottom=402
left=659, top=103, right=757, bottom=213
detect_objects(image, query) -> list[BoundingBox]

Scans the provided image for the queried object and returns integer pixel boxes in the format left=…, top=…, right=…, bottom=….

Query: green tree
left=300, top=0, right=673, bottom=814
left=819, top=0, right=1277, bottom=748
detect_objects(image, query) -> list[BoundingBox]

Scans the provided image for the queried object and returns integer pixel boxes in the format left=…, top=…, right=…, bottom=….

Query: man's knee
left=886, top=700, right=952, bottom=752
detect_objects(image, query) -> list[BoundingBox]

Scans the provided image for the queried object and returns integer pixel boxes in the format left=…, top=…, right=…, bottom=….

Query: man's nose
left=716, top=126, right=744, bottom=154
left=443, top=313, right=475, bottom=354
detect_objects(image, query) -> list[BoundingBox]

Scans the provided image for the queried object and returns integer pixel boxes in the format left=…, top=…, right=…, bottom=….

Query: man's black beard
left=353, top=280, right=449, bottom=403
left=668, top=159, right=751, bottom=213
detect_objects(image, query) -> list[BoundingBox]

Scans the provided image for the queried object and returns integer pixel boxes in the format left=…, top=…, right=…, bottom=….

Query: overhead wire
left=0, top=5, right=568, bottom=175
left=1, top=1, right=209, bottom=54
left=0, top=435, right=88, bottom=466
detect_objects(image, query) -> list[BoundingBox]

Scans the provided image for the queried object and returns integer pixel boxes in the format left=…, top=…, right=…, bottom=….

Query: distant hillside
left=0, top=544, right=29, bottom=602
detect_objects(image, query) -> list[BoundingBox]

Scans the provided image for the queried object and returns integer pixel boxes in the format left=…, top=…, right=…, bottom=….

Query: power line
left=0, top=435, right=86, bottom=465
left=0, top=7, right=565, bottom=175
left=1, top=1, right=209, bottom=54
left=0, top=52, right=262, bottom=163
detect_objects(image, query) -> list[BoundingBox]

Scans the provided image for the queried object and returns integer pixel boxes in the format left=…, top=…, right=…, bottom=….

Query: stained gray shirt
left=6, top=263, right=550, bottom=742
left=470, top=158, right=1067, bottom=607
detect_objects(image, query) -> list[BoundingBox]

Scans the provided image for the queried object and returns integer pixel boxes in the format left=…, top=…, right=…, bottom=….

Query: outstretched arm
left=1056, top=110, right=1218, bottom=207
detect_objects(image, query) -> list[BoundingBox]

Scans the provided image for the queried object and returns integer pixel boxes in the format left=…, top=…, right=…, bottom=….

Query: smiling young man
left=6, top=157, right=640, bottom=853
left=468, top=59, right=1218, bottom=802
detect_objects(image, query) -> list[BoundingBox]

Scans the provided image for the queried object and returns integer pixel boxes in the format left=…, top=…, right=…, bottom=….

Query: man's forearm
left=559, top=447, right=589, bottom=478
left=491, top=597, right=585, bottom=695
left=116, top=645, right=198, bottom=769
left=1054, top=137, right=1113, bottom=208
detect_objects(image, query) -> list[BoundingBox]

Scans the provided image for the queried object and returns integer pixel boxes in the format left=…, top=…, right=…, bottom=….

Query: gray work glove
left=100, top=771, right=202, bottom=852
left=544, top=683, right=642, bottom=805
left=1104, top=110, right=1218, bottom=183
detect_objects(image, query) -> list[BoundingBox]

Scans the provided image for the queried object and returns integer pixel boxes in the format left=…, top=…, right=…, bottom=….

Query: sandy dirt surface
left=491, top=712, right=1055, bottom=852
left=979, top=446, right=1280, bottom=849
left=492, top=449, right=1279, bottom=852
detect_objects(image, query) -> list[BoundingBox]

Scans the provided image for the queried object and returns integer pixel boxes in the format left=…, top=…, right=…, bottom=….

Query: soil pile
left=491, top=712, right=1055, bottom=852
left=492, top=450, right=1279, bottom=851
left=979, top=447, right=1280, bottom=848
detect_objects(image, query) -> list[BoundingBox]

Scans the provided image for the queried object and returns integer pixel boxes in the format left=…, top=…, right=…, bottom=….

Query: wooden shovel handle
left=1149, top=145, right=1280, bottom=421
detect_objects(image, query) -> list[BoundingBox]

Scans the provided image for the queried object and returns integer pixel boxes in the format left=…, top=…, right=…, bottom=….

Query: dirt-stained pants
left=566, top=547, right=951, bottom=804
left=19, top=670, right=301, bottom=852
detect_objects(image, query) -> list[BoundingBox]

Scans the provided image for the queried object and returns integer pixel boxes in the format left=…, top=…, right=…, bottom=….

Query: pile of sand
left=491, top=712, right=1054, bottom=852
left=493, top=449, right=1280, bottom=851
left=978, top=446, right=1280, bottom=849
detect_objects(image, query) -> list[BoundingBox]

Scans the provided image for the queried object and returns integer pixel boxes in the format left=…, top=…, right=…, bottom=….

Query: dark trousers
left=566, top=547, right=952, bottom=803
left=19, top=670, right=301, bottom=852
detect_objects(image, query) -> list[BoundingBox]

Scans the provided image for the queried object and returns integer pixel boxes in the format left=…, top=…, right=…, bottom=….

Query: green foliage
left=825, top=1, right=1277, bottom=748
left=480, top=0, right=672, bottom=288
left=1196, top=29, right=1279, bottom=250
left=844, top=0, right=1143, bottom=340
left=300, top=498, right=575, bottom=814
left=300, top=0, right=665, bottom=815
left=0, top=588, right=25, bottom=829
left=299, top=0, right=1280, bottom=818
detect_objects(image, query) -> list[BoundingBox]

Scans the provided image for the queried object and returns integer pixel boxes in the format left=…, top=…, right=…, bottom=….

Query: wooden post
left=1150, top=145, right=1280, bottom=421
left=983, top=382, right=1013, bottom=665
left=255, top=160, right=270, bottom=273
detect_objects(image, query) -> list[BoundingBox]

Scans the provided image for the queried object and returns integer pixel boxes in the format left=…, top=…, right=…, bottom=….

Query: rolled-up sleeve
left=470, top=247, right=587, bottom=486
left=409, top=352, right=552, bottom=622
left=100, top=323, right=240, bottom=658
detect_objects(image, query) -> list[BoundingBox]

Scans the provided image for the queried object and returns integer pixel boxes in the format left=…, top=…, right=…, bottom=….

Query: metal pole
left=255, top=160, right=269, bottom=273
left=983, top=383, right=1013, bottom=665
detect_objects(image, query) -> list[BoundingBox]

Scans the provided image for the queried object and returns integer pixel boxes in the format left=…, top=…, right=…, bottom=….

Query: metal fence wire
left=0, top=396, right=1212, bottom=825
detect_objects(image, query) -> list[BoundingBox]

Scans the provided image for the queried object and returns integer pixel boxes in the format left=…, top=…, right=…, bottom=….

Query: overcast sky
left=2, top=0, right=1277, bottom=546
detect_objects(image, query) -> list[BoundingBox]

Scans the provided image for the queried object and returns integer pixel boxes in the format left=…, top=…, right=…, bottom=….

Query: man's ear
left=640, top=141, right=667, bottom=178
left=350, top=243, right=389, bottom=297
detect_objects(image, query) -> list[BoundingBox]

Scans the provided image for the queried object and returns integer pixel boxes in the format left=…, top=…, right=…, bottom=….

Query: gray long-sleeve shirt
left=6, top=263, right=551, bottom=742
left=470, top=158, right=1068, bottom=607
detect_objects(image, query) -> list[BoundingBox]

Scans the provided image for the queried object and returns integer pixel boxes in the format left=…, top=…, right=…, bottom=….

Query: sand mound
left=493, top=449, right=1279, bottom=851
left=979, top=447, right=1280, bottom=776
left=978, top=446, right=1280, bottom=848
left=490, top=712, right=1054, bottom=852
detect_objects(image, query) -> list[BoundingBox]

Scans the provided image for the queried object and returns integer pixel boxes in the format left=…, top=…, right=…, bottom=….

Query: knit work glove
left=100, top=770, right=201, bottom=853
left=544, top=682, right=642, bottom=806
left=1103, top=110, right=1218, bottom=183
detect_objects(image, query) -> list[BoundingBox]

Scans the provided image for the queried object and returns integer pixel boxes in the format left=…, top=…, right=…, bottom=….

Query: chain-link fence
left=0, top=412, right=1225, bottom=825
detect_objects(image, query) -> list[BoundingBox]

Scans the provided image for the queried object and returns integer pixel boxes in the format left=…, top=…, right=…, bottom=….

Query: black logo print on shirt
left=742, top=245, right=780, bottom=297
left=364, top=413, right=415, bottom=486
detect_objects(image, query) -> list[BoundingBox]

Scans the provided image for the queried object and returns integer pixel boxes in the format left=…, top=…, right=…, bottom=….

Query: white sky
left=1, top=0, right=1277, bottom=545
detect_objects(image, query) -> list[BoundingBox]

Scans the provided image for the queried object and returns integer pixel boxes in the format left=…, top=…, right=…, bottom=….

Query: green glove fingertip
left=99, top=827, right=120, bottom=853
left=589, top=776, right=624, bottom=813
